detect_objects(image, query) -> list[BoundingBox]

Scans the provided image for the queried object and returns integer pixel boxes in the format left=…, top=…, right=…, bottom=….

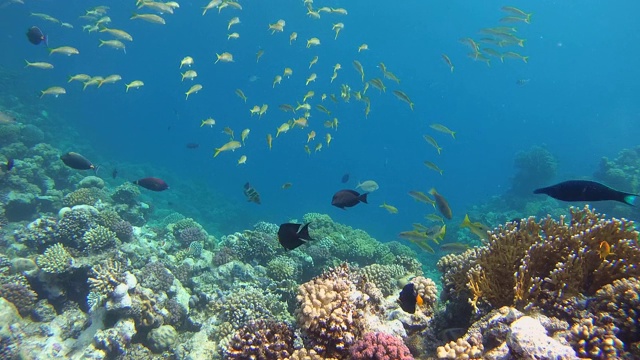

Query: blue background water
left=1, top=0, right=639, bottom=244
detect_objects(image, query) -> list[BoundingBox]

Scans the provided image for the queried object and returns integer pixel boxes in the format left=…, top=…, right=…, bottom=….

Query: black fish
left=331, top=189, right=367, bottom=209
left=6, top=159, right=14, bottom=171
left=60, top=152, right=95, bottom=170
left=398, top=282, right=418, bottom=314
left=26, top=26, right=47, bottom=46
left=133, top=177, right=169, bottom=191
left=534, top=180, right=637, bottom=206
left=278, top=222, right=313, bottom=250
left=112, top=168, right=118, bottom=179
left=341, top=173, right=350, bottom=183
left=186, top=143, right=199, bottom=149
left=244, top=182, right=261, bottom=204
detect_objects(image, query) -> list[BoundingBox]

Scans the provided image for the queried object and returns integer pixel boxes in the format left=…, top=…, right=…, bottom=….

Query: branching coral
left=88, top=260, right=125, bottom=297
left=590, top=277, right=640, bottom=345
left=349, top=332, right=414, bottom=360
left=209, top=285, right=291, bottom=329
left=227, top=320, right=296, bottom=359
left=442, top=206, right=640, bottom=319
left=567, top=317, right=625, bottom=359
left=82, top=225, right=117, bottom=251
left=63, top=187, right=107, bottom=207
left=36, top=243, right=73, bottom=273
left=296, top=263, right=366, bottom=358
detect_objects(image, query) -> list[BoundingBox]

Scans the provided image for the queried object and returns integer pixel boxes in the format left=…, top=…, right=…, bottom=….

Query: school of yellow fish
left=20, top=1, right=530, bottom=254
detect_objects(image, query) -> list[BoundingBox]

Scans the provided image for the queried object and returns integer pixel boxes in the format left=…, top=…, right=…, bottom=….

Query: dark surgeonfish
left=398, top=282, right=423, bottom=314
left=331, top=189, right=367, bottom=209
left=60, top=152, right=96, bottom=171
left=278, top=222, right=314, bottom=250
left=341, top=173, right=350, bottom=183
left=534, top=180, right=637, bottom=206
left=429, top=188, right=453, bottom=219
left=26, top=26, right=47, bottom=46
left=133, top=177, right=169, bottom=191
left=243, top=182, right=261, bottom=204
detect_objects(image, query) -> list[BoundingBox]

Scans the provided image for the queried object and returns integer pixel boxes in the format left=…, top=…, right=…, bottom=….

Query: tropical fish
left=358, top=43, right=369, bottom=52
left=201, top=118, right=215, bottom=127
left=534, top=180, right=638, bottom=206
left=227, top=16, right=240, bottom=30
left=213, top=140, right=241, bottom=157
left=125, top=80, right=144, bottom=92
left=430, top=123, right=456, bottom=138
left=26, top=26, right=47, bottom=46
left=235, top=89, right=247, bottom=102
left=460, top=214, right=490, bottom=240
left=356, top=180, right=379, bottom=192
left=598, top=241, right=614, bottom=260
left=98, top=75, right=122, bottom=87
left=24, top=60, right=54, bottom=69
left=256, top=49, right=264, bottom=63
left=331, top=189, right=368, bottom=209
left=277, top=223, right=313, bottom=250
left=266, top=134, right=273, bottom=150
left=180, top=56, right=194, bottom=68
left=130, top=13, right=165, bottom=24
left=281, top=182, right=292, bottom=190
left=380, top=202, right=398, bottom=214
left=228, top=32, right=240, bottom=40
left=99, top=39, right=126, bottom=53
left=423, top=161, right=443, bottom=175
left=430, top=188, right=452, bottom=219
left=241, top=128, right=250, bottom=144
left=289, top=32, right=297, bottom=44
left=392, top=90, right=414, bottom=110
left=423, top=135, right=442, bottom=154
left=243, top=182, right=261, bottom=204
left=185, top=84, right=203, bottom=99
left=40, top=87, right=66, bottom=98
left=99, top=27, right=133, bottom=41
left=309, top=55, right=318, bottom=69
left=6, top=159, right=14, bottom=171
left=215, top=52, right=234, bottom=63
left=49, top=46, right=79, bottom=56
left=408, top=191, right=435, bottom=206
left=353, top=60, right=365, bottom=82
left=442, top=54, right=454, bottom=72
left=440, top=242, right=470, bottom=254
left=425, top=224, right=446, bottom=244
left=398, top=282, right=422, bottom=314
left=341, top=173, right=349, bottom=183
left=237, top=155, right=247, bottom=165
left=181, top=70, right=197, bottom=81
left=425, top=213, right=444, bottom=223
left=306, top=37, right=320, bottom=48
left=134, top=177, right=169, bottom=191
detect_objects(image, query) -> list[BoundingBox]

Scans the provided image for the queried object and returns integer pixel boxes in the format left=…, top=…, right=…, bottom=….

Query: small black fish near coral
left=243, top=182, right=261, bottom=204
left=278, top=222, right=313, bottom=250
left=26, top=26, right=47, bottom=46
left=133, top=177, right=169, bottom=191
left=331, top=189, right=367, bottom=209
left=6, top=158, right=14, bottom=171
left=534, top=180, right=637, bottom=206
left=398, top=282, right=420, bottom=314
left=60, top=152, right=96, bottom=171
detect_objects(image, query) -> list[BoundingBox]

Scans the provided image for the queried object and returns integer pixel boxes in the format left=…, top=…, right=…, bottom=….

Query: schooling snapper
left=534, top=180, right=637, bottom=206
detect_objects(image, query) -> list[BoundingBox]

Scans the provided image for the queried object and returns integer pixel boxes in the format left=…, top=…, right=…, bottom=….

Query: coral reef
left=36, top=243, right=73, bottom=273
left=349, top=332, right=414, bottom=360
left=227, top=320, right=296, bottom=359
left=509, top=145, right=558, bottom=196
left=82, top=224, right=117, bottom=251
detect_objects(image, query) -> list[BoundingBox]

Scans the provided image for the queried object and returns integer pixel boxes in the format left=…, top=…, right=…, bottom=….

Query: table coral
left=36, top=243, right=73, bottom=273
left=226, top=320, right=296, bottom=359
left=349, top=332, right=414, bottom=360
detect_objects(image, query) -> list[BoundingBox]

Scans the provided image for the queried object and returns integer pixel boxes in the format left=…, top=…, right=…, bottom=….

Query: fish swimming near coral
left=133, top=177, right=169, bottom=191
left=331, top=189, right=368, bottom=209
left=277, top=222, right=314, bottom=250
left=429, top=188, right=453, bottom=219
left=534, top=180, right=637, bottom=206
left=26, top=26, right=47, bottom=46
left=60, top=152, right=96, bottom=171
left=6, top=158, right=14, bottom=171
left=398, top=282, right=423, bottom=314
left=460, top=214, right=490, bottom=240
left=243, top=182, right=261, bottom=204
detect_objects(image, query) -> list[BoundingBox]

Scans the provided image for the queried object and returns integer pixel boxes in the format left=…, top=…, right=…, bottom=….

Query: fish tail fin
left=213, top=149, right=221, bottom=157
left=44, top=35, right=49, bottom=47
left=125, top=84, right=130, bottom=93
left=623, top=195, right=637, bottom=206
left=98, top=40, right=104, bottom=47
left=429, top=188, right=437, bottom=196
left=359, top=193, right=368, bottom=204
left=24, top=60, right=30, bottom=68
left=461, top=214, right=471, bottom=228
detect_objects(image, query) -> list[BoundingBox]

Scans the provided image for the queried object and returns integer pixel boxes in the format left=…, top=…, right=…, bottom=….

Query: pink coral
left=349, top=332, right=414, bottom=360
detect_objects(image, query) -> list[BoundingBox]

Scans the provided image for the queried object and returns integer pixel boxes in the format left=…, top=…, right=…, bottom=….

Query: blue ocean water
left=1, top=0, right=639, bottom=246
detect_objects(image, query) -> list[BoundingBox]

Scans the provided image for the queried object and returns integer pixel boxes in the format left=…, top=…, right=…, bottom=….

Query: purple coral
left=177, top=227, right=206, bottom=243
left=0, top=282, right=38, bottom=316
left=349, top=333, right=414, bottom=360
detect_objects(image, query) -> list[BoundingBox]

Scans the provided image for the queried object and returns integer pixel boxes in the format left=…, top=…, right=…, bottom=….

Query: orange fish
left=599, top=241, right=614, bottom=260
left=429, top=188, right=452, bottom=220
left=416, top=294, right=424, bottom=307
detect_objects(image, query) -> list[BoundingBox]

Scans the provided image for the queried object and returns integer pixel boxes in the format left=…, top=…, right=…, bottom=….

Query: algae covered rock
left=4, top=191, right=37, bottom=221
left=147, top=324, right=177, bottom=353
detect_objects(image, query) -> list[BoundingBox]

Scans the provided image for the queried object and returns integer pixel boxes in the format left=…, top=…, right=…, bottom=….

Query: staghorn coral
left=444, top=206, right=640, bottom=318
left=88, top=260, right=125, bottom=297
left=82, top=225, right=117, bottom=252
left=567, top=316, right=625, bottom=359
left=36, top=243, right=73, bottom=273
left=63, top=187, right=107, bottom=207
left=296, top=263, right=366, bottom=358
left=349, top=332, right=414, bottom=360
left=227, top=320, right=296, bottom=359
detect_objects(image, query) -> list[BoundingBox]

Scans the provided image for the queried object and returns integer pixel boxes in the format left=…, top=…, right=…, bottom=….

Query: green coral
left=267, top=256, right=300, bottom=282
left=83, top=225, right=117, bottom=251
left=208, top=286, right=292, bottom=328
left=170, top=218, right=201, bottom=236
left=36, top=243, right=73, bottom=273
left=359, top=264, right=406, bottom=296
left=63, top=187, right=107, bottom=207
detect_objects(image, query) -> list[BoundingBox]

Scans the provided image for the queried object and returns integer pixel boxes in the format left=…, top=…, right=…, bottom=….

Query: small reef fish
left=40, top=87, right=66, bottom=98
left=237, top=155, right=247, bottom=165
left=235, top=89, right=247, bottom=102
left=281, top=182, right=292, bottom=190
left=6, top=159, right=14, bottom=171
left=408, top=191, right=435, bottom=206
left=49, top=46, right=79, bottom=56
left=425, top=225, right=446, bottom=244
left=24, top=60, right=53, bottom=69
left=398, top=282, right=423, bottom=314
left=99, top=27, right=133, bottom=41
left=185, top=84, right=202, bottom=100
left=534, top=180, right=638, bottom=206
left=440, top=242, right=471, bottom=254
left=201, top=118, right=215, bottom=127
left=358, top=43, right=369, bottom=52
left=598, top=241, right=614, bottom=260
left=423, top=161, right=443, bottom=175
left=215, top=52, right=234, bottom=63
left=423, top=135, right=442, bottom=154
left=425, top=213, right=444, bottom=223
left=353, top=60, right=365, bottom=82
left=26, top=26, right=47, bottom=45
left=356, top=180, right=379, bottom=192
left=243, top=182, right=261, bottom=204
left=277, top=222, right=313, bottom=250
left=180, top=56, right=194, bottom=68
left=430, top=123, right=456, bottom=138
left=133, top=177, right=169, bottom=191
left=399, top=231, right=436, bottom=253
left=125, top=80, right=144, bottom=92
left=214, top=140, right=241, bottom=157
left=460, top=214, right=490, bottom=240
left=380, top=202, right=398, bottom=214
left=331, top=189, right=368, bottom=209
left=430, top=188, right=452, bottom=219
left=442, top=54, right=454, bottom=72
left=130, top=13, right=165, bottom=24
left=392, top=90, right=414, bottom=110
